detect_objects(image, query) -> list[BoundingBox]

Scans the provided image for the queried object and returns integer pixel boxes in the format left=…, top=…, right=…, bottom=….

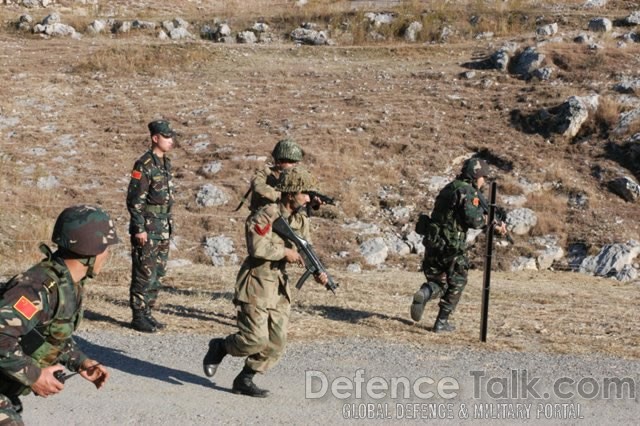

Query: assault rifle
left=306, top=191, right=336, bottom=217
left=477, top=191, right=514, bottom=244
left=272, top=216, right=338, bottom=294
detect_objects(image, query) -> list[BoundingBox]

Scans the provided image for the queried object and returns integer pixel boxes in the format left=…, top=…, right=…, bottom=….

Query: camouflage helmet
left=272, top=138, right=303, bottom=163
left=461, top=158, right=491, bottom=180
left=52, top=205, right=119, bottom=256
left=274, top=166, right=318, bottom=193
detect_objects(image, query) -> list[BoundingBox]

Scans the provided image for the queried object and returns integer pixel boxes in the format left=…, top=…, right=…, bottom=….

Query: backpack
left=414, top=213, right=431, bottom=235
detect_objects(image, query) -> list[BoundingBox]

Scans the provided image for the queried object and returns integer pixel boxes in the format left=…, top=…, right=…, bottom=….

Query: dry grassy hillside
left=0, top=1, right=639, bottom=357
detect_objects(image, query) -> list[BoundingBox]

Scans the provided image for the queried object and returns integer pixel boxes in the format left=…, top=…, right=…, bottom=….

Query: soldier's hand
left=80, top=359, right=109, bottom=389
left=32, top=365, right=65, bottom=397
left=283, top=248, right=303, bottom=266
left=314, top=272, right=328, bottom=286
left=495, top=222, right=507, bottom=236
left=135, top=232, right=148, bottom=245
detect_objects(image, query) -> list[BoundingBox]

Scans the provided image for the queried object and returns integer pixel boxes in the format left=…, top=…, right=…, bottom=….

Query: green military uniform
left=126, top=147, right=174, bottom=319
left=0, top=247, right=88, bottom=424
left=411, top=158, right=489, bottom=332
left=0, top=205, right=118, bottom=424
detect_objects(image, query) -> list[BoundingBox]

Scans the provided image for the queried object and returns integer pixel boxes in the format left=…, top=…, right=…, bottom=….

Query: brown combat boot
left=232, top=366, right=269, bottom=398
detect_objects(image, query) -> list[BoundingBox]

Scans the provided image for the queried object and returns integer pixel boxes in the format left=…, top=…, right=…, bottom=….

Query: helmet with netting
left=271, top=139, right=303, bottom=162
left=274, top=166, right=318, bottom=193
left=52, top=205, right=119, bottom=256
left=460, top=158, right=490, bottom=180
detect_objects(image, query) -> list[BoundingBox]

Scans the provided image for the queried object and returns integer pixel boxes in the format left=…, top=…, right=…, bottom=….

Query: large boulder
left=506, top=208, right=538, bottom=235
left=579, top=240, right=640, bottom=278
left=608, top=176, right=640, bottom=202
left=359, top=237, right=388, bottom=265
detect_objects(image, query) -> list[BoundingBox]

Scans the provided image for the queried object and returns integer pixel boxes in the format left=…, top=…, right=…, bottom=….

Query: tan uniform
left=225, top=203, right=310, bottom=373
left=248, top=165, right=282, bottom=212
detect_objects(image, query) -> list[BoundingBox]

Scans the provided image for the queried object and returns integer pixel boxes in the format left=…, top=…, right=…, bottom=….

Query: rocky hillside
left=0, top=0, right=638, bottom=284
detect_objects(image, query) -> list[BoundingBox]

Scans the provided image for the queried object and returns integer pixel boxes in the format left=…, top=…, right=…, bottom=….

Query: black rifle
left=306, top=191, right=336, bottom=217
left=476, top=190, right=514, bottom=244
left=272, top=216, right=338, bottom=294
left=54, top=363, right=102, bottom=384
left=233, top=186, right=253, bottom=212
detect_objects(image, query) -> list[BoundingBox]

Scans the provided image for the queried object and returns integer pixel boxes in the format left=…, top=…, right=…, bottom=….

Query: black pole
left=480, top=182, right=497, bottom=342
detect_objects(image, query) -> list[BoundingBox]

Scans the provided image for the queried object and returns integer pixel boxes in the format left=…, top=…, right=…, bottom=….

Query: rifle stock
left=272, top=216, right=338, bottom=294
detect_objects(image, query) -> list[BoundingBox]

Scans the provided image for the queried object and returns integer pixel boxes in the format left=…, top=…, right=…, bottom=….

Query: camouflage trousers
left=224, top=294, right=291, bottom=373
left=130, top=237, right=169, bottom=311
left=0, top=395, right=22, bottom=426
left=422, top=248, right=470, bottom=315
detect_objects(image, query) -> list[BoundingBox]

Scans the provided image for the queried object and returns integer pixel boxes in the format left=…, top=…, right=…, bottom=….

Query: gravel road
left=22, top=330, right=639, bottom=425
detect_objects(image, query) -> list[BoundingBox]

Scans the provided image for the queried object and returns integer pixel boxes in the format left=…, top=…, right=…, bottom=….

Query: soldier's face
left=152, top=134, right=174, bottom=153
left=92, top=247, right=111, bottom=275
left=476, top=176, right=486, bottom=189
left=290, top=191, right=310, bottom=211
left=276, top=161, right=296, bottom=171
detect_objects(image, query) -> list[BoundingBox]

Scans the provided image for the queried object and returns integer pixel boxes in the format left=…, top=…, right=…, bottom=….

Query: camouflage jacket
left=248, top=165, right=282, bottom=212
left=0, top=251, right=87, bottom=395
left=235, top=203, right=310, bottom=309
left=127, top=150, right=175, bottom=240
left=427, top=178, right=486, bottom=253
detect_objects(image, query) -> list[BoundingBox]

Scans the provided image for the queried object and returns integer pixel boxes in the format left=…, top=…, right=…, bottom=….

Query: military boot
left=131, top=309, right=157, bottom=333
left=144, top=307, right=165, bottom=330
left=410, top=282, right=433, bottom=322
left=203, top=338, right=227, bottom=377
left=232, top=366, right=269, bottom=398
left=433, top=309, right=456, bottom=333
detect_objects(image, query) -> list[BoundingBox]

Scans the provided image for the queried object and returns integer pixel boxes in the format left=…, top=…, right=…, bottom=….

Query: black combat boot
left=131, top=309, right=157, bottom=333
left=144, top=307, right=165, bottom=330
left=433, top=308, right=456, bottom=333
left=232, top=366, right=269, bottom=398
left=203, top=338, right=227, bottom=377
left=410, top=282, right=433, bottom=322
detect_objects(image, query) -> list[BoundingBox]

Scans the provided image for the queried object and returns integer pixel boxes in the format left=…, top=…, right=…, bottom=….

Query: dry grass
left=1, top=1, right=640, bottom=362
left=8, top=259, right=634, bottom=360
left=524, top=191, right=568, bottom=237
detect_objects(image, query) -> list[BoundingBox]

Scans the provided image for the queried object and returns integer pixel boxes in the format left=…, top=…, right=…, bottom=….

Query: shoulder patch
left=131, top=170, right=142, bottom=180
left=13, top=296, right=39, bottom=320
left=472, top=197, right=480, bottom=207
left=255, top=223, right=271, bottom=236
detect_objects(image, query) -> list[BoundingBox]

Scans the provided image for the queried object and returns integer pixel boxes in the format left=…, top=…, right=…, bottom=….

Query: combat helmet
left=274, top=166, right=318, bottom=193
left=272, top=139, right=303, bottom=163
left=460, top=158, right=490, bottom=180
left=52, top=205, right=119, bottom=257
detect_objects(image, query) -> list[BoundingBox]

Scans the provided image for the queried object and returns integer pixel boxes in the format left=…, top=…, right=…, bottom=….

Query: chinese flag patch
left=254, top=223, right=271, bottom=236
left=13, top=296, right=39, bottom=320
left=472, top=197, right=480, bottom=207
left=131, top=170, right=142, bottom=180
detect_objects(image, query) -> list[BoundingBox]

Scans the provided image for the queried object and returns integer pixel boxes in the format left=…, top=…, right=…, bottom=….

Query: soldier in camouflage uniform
left=0, top=205, right=117, bottom=425
left=410, top=158, right=506, bottom=333
left=235, top=138, right=304, bottom=213
left=126, top=120, right=176, bottom=333
left=202, top=167, right=328, bottom=397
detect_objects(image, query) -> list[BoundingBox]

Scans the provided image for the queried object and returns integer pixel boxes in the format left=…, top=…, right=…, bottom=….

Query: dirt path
left=21, top=330, right=639, bottom=425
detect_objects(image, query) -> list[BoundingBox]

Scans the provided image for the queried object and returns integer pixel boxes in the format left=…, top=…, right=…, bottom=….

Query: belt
left=145, top=205, right=171, bottom=214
